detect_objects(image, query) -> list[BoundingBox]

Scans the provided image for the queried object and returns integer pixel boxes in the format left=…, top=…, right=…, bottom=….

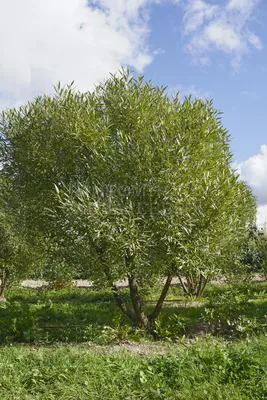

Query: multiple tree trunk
left=108, top=271, right=173, bottom=331
left=177, top=272, right=209, bottom=297
left=110, top=271, right=209, bottom=330
left=103, top=255, right=210, bottom=330
left=0, top=255, right=209, bottom=326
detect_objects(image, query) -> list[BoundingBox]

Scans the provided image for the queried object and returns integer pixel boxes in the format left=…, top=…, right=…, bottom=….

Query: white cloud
left=237, top=145, right=267, bottom=227
left=237, top=145, right=267, bottom=205
left=181, top=0, right=262, bottom=67
left=257, top=205, right=267, bottom=229
left=0, top=0, right=154, bottom=109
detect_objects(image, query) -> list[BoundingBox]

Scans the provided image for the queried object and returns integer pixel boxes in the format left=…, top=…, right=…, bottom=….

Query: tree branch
left=149, top=275, right=173, bottom=321
left=103, top=266, right=136, bottom=323
left=199, top=275, right=209, bottom=297
left=111, top=283, right=137, bottom=322
left=177, top=272, right=189, bottom=295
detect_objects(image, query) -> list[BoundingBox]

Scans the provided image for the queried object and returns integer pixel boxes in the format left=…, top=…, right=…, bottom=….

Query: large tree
left=0, top=71, right=255, bottom=328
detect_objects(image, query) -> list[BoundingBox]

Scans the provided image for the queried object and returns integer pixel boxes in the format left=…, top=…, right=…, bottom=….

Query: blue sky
left=145, top=0, right=266, bottom=164
left=0, top=0, right=266, bottom=224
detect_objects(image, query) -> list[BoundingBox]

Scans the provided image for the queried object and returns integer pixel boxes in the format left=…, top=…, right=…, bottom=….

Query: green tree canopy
left=0, top=70, right=256, bottom=327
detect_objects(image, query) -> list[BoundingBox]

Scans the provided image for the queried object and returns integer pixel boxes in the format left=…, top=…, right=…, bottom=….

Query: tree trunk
left=197, top=275, right=209, bottom=297
left=111, top=283, right=137, bottom=323
left=102, top=267, right=137, bottom=323
left=178, top=272, right=209, bottom=297
left=104, top=259, right=173, bottom=332
left=128, top=275, right=151, bottom=329
left=149, top=275, right=173, bottom=321
left=0, top=268, right=9, bottom=301
left=177, top=272, right=189, bottom=295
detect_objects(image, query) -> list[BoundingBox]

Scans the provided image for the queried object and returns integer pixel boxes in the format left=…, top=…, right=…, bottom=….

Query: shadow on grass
left=9, top=287, right=117, bottom=305
left=1, top=284, right=267, bottom=345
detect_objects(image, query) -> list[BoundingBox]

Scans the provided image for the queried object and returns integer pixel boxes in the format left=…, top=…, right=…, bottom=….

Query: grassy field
left=1, top=282, right=267, bottom=399
left=1, top=281, right=267, bottom=343
left=0, top=337, right=267, bottom=399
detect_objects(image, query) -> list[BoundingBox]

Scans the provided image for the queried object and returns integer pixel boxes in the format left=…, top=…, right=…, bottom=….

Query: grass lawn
left=0, top=281, right=267, bottom=399
left=0, top=337, right=267, bottom=399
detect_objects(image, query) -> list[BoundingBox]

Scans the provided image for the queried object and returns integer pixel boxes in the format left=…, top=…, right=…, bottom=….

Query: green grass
left=1, top=282, right=267, bottom=344
left=1, top=283, right=267, bottom=398
left=0, top=336, right=267, bottom=399
left=0, top=287, right=123, bottom=344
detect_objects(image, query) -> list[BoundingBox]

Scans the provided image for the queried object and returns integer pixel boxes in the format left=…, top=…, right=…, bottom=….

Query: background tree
left=0, top=222, right=14, bottom=299
left=0, top=175, right=45, bottom=299
left=173, top=179, right=255, bottom=297
left=0, top=70, right=256, bottom=328
left=0, top=219, right=42, bottom=300
left=238, top=225, right=267, bottom=279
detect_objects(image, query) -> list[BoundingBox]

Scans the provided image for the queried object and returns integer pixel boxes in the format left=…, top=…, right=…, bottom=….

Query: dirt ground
left=20, top=274, right=265, bottom=289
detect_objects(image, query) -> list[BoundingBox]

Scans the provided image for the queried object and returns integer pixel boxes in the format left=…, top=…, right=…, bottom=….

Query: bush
left=202, top=286, right=263, bottom=337
left=154, top=313, right=186, bottom=340
left=0, top=301, right=49, bottom=343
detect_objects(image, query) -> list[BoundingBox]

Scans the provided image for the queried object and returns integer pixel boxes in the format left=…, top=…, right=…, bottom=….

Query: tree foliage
left=0, top=218, right=41, bottom=299
left=0, top=70, right=256, bottom=326
left=239, top=225, right=267, bottom=277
